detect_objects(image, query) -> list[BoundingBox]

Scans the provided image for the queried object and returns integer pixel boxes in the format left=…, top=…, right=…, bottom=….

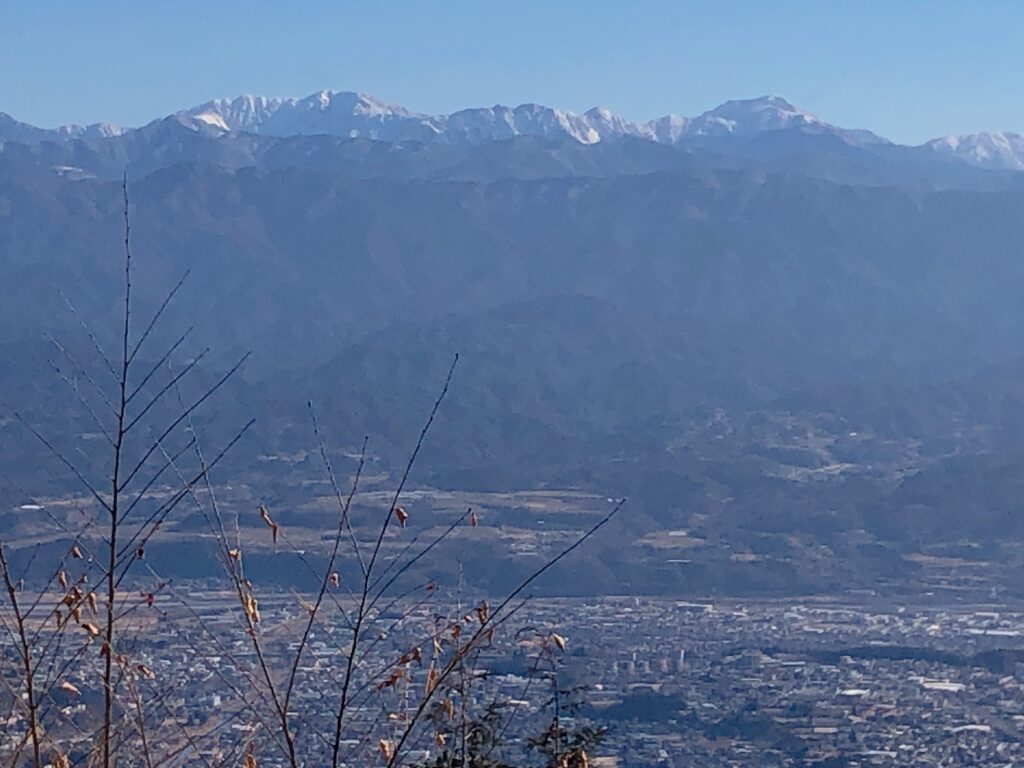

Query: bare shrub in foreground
left=0, top=181, right=619, bottom=767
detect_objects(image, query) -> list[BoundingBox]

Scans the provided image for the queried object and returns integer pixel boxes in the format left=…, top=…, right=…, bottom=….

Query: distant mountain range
left=8, top=88, right=1024, bottom=596
left=2, top=89, right=1024, bottom=172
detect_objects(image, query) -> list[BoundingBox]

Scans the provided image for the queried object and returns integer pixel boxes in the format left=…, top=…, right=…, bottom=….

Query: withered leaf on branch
left=82, top=622, right=100, bottom=637
left=378, top=740, right=393, bottom=761
left=398, top=646, right=423, bottom=666
left=259, top=504, right=279, bottom=544
left=476, top=600, right=489, bottom=625
left=243, top=594, right=261, bottom=624
left=376, top=668, right=404, bottom=692
left=70, top=545, right=82, bottom=559
left=228, top=548, right=241, bottom=560
left=551, top=633, right=567, bottom=651
left=393, top=505, right=409, bottom=528
left=59, top=681, right=80, bottom=696
left=425, top=666, right=439, bottom=697
left=470, top=510, right=478, bottom=527
left=243, top=753, right=257, bottom=768
left=137, top=663, right=155, bottom=679
left=58, top=570, right=67, bottom=589
left=329, top=572, right=340, bottom=587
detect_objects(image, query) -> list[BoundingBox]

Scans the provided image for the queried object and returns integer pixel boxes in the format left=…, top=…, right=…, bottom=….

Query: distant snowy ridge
left=5, top=89, right=1024, bottom=171
left=181, top=90, right=642, bottom=144
left=925, top=131, right=1024, bottom=171
left=177, top=90, right=884, bottom=148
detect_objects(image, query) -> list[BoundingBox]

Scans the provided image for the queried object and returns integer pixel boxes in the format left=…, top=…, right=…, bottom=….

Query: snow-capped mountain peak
left=183, top=94, right=285, bottom=133
left=644, top=114, right=691, bottom=144
left=924, top=131, right=1024, bottom=171
left=686, top=95, right=821, bottom=136
left=178, top=90, right=419, bottom=138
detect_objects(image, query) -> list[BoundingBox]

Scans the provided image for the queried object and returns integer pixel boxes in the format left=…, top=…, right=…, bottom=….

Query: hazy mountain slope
left=6, top=163, right=1024, bottom=389
left=7, top=123, right=1024, bottom=594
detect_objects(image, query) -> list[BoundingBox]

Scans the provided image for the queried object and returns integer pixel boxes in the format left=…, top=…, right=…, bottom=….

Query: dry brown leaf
left=328, top=572, right=339, bottom=587
left=425, top=666, right=438, bottom=697
left=137, top=663, right=155, bottom=679
left=70, top=545, right=82, bottom=559
left=470, top=510, right=478, bottom=527
left=244, top=594, right=261, bottom=624
left=259, top=504, right=279, bottom=544
left=378, top=739, right=393, bottom=761
left=435, top=732, right=447, bottom=747
left=393, top=505, right=409, bottom=528
left=376, top=668, right=403, bottom=692
left=57, top=570, right=67, bottom=589
left=476, top=600, right=489, bottom=625
left=82, top=622, right=100, bottom=637
left=59, top=681, right=80, bottom=696
left=551, top=633, right=567, bottom=651
left=228, top=548, right=241, bottom=560
left=243, top=753, right=257, bottom=768
left=87, top=592, right=97, bottom=613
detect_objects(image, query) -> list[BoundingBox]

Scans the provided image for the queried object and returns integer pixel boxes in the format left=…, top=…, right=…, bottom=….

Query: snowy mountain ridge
left=4, top=89, right=1024, bottom=171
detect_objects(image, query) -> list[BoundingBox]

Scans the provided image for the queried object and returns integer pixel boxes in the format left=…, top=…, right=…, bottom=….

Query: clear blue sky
left=2, top=0, right=1022, bottom=145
